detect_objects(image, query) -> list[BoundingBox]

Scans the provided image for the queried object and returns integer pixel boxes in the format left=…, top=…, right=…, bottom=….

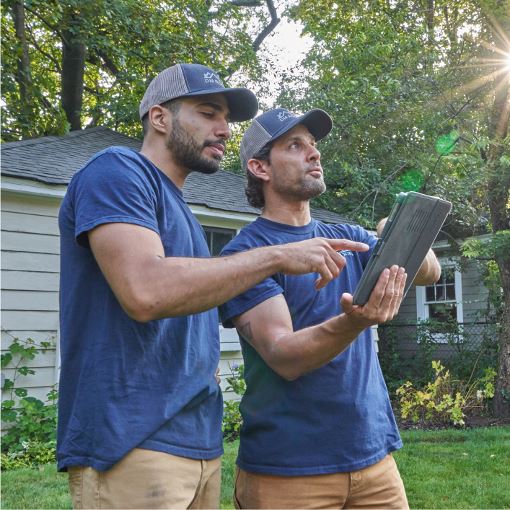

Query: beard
left=273, top=170, right=326, bottom=201
left=166, top=117, right=224, bottom=175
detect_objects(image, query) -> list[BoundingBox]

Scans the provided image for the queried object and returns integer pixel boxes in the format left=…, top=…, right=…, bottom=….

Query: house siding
left=1, top=193, right=61, bottom=403
left=460, top=259, right=490, bottom=322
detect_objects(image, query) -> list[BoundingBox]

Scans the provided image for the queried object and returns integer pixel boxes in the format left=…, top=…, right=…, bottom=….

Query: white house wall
left=1, top=192, right=61, bottom=403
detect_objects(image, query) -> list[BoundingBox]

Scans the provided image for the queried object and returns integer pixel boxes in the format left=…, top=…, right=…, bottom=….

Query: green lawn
left=2, top=427, right=509, bottom=509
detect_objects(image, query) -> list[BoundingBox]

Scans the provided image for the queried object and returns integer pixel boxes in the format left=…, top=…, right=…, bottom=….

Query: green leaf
left=15, top=388, right=28, bottom=397
left=1, top=352, right=13, bottom=368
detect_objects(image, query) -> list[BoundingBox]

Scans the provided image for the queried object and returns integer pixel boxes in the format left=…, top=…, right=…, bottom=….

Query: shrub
left=1, top=440, right=56, bottom=470
left=396, top=360, right=496, bottom=427
left=1, top=335, right=58, bottom=468
left=222, top=363, right=245, bottom=441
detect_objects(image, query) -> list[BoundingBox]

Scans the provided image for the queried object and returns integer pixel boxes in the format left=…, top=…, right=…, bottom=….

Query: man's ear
left=247, top=158, right=271, bottom=182
left=147, top=105, right=170, bottom=135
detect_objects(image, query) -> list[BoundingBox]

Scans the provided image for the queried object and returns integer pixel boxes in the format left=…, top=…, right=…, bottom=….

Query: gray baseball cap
left=240, top=108, right=333, bottom=170
left=139, top=63, right=258, bottom=122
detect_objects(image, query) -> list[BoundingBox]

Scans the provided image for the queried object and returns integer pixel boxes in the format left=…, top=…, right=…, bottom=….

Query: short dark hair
left=142, top=98, right=182, bottom=136
left=245, top=143, right=272, bottom=209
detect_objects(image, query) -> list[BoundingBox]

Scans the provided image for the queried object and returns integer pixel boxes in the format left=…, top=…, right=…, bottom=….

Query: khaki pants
left=68, top=448, right=221, bottom=509
left=234, top=454, right=409, bottom=509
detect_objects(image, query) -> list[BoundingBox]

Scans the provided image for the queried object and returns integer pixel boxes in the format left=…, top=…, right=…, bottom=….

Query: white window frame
left=416, top=259, right=463, bottom=342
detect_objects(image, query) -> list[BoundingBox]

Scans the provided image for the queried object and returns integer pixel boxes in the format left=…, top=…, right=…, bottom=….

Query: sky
left=231, top=1, right=313, bottom=108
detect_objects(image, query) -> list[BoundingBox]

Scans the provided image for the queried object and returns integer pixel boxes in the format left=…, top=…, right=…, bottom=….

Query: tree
left=286, top=0, right=509, bottom=416
left=2, top=0, right=280, bottom=140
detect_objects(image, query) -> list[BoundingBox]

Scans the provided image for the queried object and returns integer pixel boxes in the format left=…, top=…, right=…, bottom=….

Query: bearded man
left=57, top=65, right=366, bottom=509
left=220, top=108, right=441, bottom=509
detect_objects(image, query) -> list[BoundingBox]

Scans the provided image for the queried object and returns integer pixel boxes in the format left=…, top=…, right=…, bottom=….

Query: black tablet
left=352, top=192, right=452, bottom=305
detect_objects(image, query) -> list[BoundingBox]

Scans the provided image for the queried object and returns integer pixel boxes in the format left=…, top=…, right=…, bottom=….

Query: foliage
left=2, top=0, right=276, bottom=140
left=1, top=441, right=56, bottom=471
left=396, top=361, right=496, bottom=427
left=222, top=363, right=246, bottom=442
left=1, top=336, right=58, bottom=466
left=462, top=234, right=508, bottom=318
left=284, top=0, right=509, bottom=234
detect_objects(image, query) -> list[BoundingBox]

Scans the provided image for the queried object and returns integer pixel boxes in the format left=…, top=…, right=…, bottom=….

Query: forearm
left=248, top=313, right=369, bottom=381
left=122, top=246, right=286, bottom=321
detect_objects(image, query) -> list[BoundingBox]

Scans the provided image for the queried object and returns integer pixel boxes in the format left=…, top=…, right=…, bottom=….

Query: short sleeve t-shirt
left=57, top=147, right=223, bottom=472
left=220, top=217, right=402, bottom=475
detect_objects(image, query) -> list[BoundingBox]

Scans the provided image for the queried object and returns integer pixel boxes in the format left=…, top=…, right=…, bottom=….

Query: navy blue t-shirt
left=220, top=217, right=402, bottom=475
left=57, top=147, right=223, bottom=472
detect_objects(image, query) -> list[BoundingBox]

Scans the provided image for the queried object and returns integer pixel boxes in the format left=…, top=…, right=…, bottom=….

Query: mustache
left=203, top=139, right=226, bottom=149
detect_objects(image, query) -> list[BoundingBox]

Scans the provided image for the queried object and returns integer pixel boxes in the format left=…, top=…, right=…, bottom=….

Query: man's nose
left=308, top=144, right=320, bottom=161
left=215, top=118, right=231, bottom=140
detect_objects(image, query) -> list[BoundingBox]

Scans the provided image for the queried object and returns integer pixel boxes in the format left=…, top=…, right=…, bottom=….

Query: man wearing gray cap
left=57, top=65, right=368, bottom=509
left=220, top=108, right=440, bottom=508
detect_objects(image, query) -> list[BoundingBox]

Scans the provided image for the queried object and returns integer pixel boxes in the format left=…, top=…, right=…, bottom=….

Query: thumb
left=340, top=292, right=355, bottom=314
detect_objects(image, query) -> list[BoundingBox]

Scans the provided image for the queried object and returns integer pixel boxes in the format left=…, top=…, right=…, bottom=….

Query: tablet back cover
left=352, top=192, right=452, bottom=305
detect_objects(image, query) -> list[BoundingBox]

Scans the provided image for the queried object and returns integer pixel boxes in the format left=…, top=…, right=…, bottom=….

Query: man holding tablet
left=220, top=107, right=441, bottom=509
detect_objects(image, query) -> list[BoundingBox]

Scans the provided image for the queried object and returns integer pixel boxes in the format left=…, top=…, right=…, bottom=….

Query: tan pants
left=234, top=454, right=409, bottom=509
left=68, top=448, right=221, bottom=509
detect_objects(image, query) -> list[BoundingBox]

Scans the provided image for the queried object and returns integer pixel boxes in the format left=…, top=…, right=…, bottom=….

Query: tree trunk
left=487, top=76, right=510, bottom=418
left=12, top=0, right=32, bottom=119
left=61, top=8, right=85, bottom=131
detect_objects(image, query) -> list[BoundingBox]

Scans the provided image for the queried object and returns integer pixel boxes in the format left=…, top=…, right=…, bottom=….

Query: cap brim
left=299, top=109, right=333, bottom=142
left=185, top=87, right=258, bottom=122
left=266, top=109, right=333, bottom=145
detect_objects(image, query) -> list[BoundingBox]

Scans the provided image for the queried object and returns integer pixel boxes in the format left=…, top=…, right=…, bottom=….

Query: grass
left=1, top=427, right=509, bottom=509
left=395, top=426, right=510, bottom=509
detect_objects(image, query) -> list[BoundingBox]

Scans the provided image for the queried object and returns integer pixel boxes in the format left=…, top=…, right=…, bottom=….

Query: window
left=204, top=226, right=236, bottom=256
left=416, top=261, right=464, bottom=327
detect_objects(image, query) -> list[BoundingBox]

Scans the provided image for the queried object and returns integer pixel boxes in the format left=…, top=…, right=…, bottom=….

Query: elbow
left=265, top=346, right=304, bottom=381
left=121, top=288, right=160, bottom=323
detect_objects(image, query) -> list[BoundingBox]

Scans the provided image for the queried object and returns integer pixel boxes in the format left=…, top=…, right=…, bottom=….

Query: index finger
left=326, top=239, right=369, bottom=253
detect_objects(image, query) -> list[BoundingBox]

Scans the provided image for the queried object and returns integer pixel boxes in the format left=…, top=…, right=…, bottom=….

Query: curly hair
left=245, top=143, right=272, bottom=209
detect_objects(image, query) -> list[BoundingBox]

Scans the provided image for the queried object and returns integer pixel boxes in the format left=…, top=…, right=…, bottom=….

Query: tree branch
left=230, top=0, right=262, bottom=6
left=223, top=0, right=280, bottom=79
left=252, top=0, right=279, bottom=53
left=26, top=25, right=61, bottom=72
left=88, top=49, right=120, bottom=77
left=23, top=3, right=65, bottom=42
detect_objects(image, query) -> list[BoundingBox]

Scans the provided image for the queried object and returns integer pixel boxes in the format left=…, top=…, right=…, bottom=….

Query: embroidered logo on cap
left=203, top=72, right=223, bottom=86
left=277, top=110, right=294, bottom=122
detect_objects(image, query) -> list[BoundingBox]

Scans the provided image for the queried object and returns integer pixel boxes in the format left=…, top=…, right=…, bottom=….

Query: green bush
left=222, top=363, right=245, bottom=441
left=1, top=440, right=56, bottom=470
left=1, top=336, right=58, bottom=469
left=396, top=360, right=496, bottom=427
